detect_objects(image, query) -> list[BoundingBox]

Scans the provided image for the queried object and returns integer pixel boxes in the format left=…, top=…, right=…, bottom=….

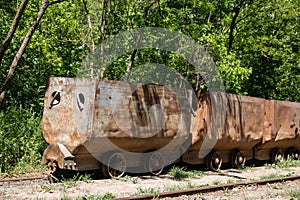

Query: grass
left=11, top=162, right=48, bottom=175
left=186, top=181, right=197, bottom=189
left=167, top=166, right=203, bottom=180
left=164, top=181, right=197, bottom=192
left=58, top=193, right=117, bottom=200
left=259, top=171, right=295, bottom=181
left=212, top=179, right=222, bottom=185
left=80, top=193, right=116, bottom=200
left=40, top=173, right=95, bottom=195
left=227, top=179, right=234, bottom=184
left=264, top=156, right=300, bottom=169
left=164, top=184, right=178, bottom=192
left=286, top=189, right=300, bottom=199
left=40, top=193, right=117, bottom=200
left=113, top=175, right=138, bottom=183
left=60, top=173, right=93, bottom=192
left=41, top=183, right=54, bottom=193
left=259, top=173, right=286, bottom=180
left=133, top=181, right=198, bottom=198
left=134, top=187, right=160, bottom=196
left=238, top=165, right=255, bottom=172
left=272, top=185, right=283, bottom=190
left=63, top=173, right=92, bottom=183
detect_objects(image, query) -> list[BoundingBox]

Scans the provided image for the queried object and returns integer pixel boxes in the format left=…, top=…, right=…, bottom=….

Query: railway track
left=116, top=175, right=300, bottom=200
left=1, top=169, right=300, bottom=199
left=0, top=176, right=47, bottom=184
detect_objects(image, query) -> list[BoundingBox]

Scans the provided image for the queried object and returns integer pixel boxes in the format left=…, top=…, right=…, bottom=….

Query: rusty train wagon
left=42, top=77, right=194, bottom=177
left=42, top=77, right=300, bottom=177
left=183, top=92, right=300, bottom=171
left=255, top=100, right=300, bottom=163
left=183, top=93, right=265, bottom=170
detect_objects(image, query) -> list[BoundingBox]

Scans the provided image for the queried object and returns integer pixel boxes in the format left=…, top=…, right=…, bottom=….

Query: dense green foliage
left=0, top=107, right=45, bottom=173
left=0, top=0, right=299, bottom=173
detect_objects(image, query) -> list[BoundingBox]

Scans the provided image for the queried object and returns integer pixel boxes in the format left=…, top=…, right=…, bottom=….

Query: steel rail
left=0, top=176, right=47, bottom=184
left=115, top=175, right=300, bottom=200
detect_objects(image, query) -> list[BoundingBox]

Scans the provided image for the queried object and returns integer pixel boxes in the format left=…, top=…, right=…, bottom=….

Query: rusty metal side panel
left=42, top=77, right=97, bottom=152
left=256, top=100, right=300, bottom=160
left=185, top=92, right=264, bottom=164
left=192, top=92, right=264, bottom=144
left=223, top=94, right=265, bottom=142
left=271, top=100, right=300, bottom=141
left=263, top=100, right=273, bottom=143
left=92, top=80, right=192, bottom=140
left=190, top=92, right=210, bottom=144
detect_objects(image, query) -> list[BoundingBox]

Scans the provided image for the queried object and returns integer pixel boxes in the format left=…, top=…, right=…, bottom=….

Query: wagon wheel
left=144, top=152, right=165, bottom=176
left=231, top=149, right=246, bottom=168
left=271, top=148, right=284, bottom=163
left=206, top=151, right=222, bottom=171
left=286, top=147, right=300, bottom=160
left=101, top=152, right=127, bottom=178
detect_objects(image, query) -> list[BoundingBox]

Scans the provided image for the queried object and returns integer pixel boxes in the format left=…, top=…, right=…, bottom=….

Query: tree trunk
left=227, top=2, right=245, bottom=53
left=99, top=0, right=109, bottom=80
left=207, top=0, right=221, bottom=23
left=0, top=0, right=28, bottom=65
left=82, top=0, right=95, bottom=53
left=125, top=1, right=154, bottom=80
left=0, top=0, right=65, bottom=109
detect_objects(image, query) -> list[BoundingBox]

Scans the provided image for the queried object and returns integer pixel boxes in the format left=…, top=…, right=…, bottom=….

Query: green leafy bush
left=0, top=106, right=46, bottom=173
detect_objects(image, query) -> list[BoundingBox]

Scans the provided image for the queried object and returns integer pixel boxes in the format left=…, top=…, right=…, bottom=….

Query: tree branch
left=0, top=0, right=64, bottom=108
left=126, top=1, right=155, bottom=80
left=82, top=0, right=95, bottom=53
left=228, top=2, right=245, bottom=53
left=49, top=0, right=66, bottom=5
left=207, top=0, right=221, bottom=23
left=99, top=0, right=109, bottom=80
left=0, top=0, right=28, bottom=65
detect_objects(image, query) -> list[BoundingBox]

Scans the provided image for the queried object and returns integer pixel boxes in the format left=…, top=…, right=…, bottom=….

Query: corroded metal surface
left=184, top=92, right=265, bottom=164
left=264, top=100, right=300, bottom=142
left=42, top=77, right=300, bottom=170
left=190, top=92, right=264, bottom=147
left=42, top=77, right=193, bottom=166
left=42, top=77, right=97, bottom=151
left=223, top=94, right=265, bottom=142
left=257, top=99, right=300, bottom=153
left=92, top=80, right=191, bottom=139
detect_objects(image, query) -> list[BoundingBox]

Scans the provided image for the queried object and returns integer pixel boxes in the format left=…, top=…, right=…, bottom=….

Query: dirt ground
left=1, top=164, right=300, bottom=200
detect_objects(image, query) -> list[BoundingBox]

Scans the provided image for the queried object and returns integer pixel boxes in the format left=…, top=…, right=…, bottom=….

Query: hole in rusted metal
left=76, top=93, right=85, bottom=111
left=49, top=91, right=60, bottom=109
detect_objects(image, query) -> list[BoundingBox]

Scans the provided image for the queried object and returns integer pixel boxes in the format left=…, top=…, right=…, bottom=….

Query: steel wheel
left=231, top=149, right=246, bottom=168
left=102, top=152, right=126, bottom=178
left=145, top=152, right=164, bottom=176
left=271, top=148, right=284, bottom=163
left=286, top=147, right=300, bottom=160
left=206, top=151, right=222, bottom=171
